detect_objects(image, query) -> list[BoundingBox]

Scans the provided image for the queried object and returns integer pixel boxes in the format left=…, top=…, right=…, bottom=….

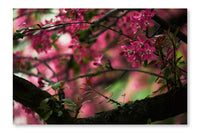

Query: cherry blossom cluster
left=69, top=37, right=103, bottom=66
left=117, top=9, right=155, bottom=38
left=117, top=9, right=157, bottom=68
left=69, top=38, right=92, bottom=65
left=56, top=9, right=90, bottom=35
left=120, top=35, right=157, bottom=68
left=31, top=30, right=52, bottom=53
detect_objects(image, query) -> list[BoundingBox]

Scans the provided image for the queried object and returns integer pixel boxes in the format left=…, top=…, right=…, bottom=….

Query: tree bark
left=13, top=74, right=187, bottom=124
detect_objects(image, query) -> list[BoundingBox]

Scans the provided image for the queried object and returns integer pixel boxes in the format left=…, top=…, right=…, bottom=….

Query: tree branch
left=13, top=74, right=187, bottom=124
left=152, top=15, right=187, bottom=44
left=13, top=74, right=73, bottom=124
left=76, top=84, right=187, bottom=124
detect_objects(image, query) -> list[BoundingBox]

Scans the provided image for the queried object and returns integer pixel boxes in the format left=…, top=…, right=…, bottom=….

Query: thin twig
left=14, top=56, right=59, bottom=82
left=152, top=15, right=187, bottom=44
left=167, top=33, right=177, bottom=88
left=13, top=70, right=55, bottom=84
left=67, top=68, right=166, bottom=82
left=88, top=86, right=121, bottom=106
left=90, top=10, right=130, bottom=39
left=30, top=54, right=71, bottom=69
left=24, top=21, right=134, bottom=41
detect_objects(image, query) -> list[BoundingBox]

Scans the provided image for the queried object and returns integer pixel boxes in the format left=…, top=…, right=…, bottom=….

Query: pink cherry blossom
left=92, top=54, right=103, bottom=66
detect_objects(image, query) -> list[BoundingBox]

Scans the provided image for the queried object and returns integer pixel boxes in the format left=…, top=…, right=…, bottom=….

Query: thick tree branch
left=13, top=74, right=187, bottom=124
left=76, top=84, right=187, bottom=124
left=13, top=74, right=73, bottom=124
left=152, top=15, right=187, bottom=44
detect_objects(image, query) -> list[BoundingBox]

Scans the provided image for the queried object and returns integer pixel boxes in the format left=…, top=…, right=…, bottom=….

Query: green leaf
left=147, top=118, right=152, bottom=124
left=120, top=103, right=126, bottom=107
left=33, top=30, right=41, bottom=35
left=25, top=61, right=31, bottom=68
left=66, top=9, right=72, bottom=18
left=178, top=61, right=186, bottom=66
left=106, top=99, right=111, bottom=103
left=98, top=101, right=104, bottom=104
left=16, top=27, right=25, bottom=32
left=88, top=36, right=98, bottom=43
left=43, top=110, right=53, bottom=121
left=51, top=43, right=58, bottom=50
left=57, top=111, right=63, bottom=117
left=164, top=68, right=170, bottom=78
left=88, top=11, right=95, bottom=19
left=52, top=81, right=61, bottom=91
left=77, top=30, right=88, bottom=42
left=83, top=12, right=88, bottom=22
left=128, top=50, right=133, bottom=55
left=176, top=42, right=182, bottom=47
left=174, top=27, right=180, bottom=37
left=19, top=22, right=26, bottom=26
left=72, top=11, right=77, bottom=21
left=51, top=31, right=57, bottom=40
left=144, top=60, right=148, bottom=67
left=62, top=98, right=76, bottom=105
left=13, top=32, right=24, bottom=39
left=42, top=24, right=52, bottom=28
left=38, top=98, right=50, bottom=110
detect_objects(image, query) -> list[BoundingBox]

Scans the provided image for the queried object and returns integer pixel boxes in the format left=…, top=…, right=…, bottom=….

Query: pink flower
left=31, top=30, right=52, bottom=53
left=132, top=60, right=141, bottom=68
left=38, top=77, right=44, bottom=89
left=93, top=55, right=103, bottom=66
left=132, top=11, right=141, bottom=19
left=141, top=43, right=156, bottom=61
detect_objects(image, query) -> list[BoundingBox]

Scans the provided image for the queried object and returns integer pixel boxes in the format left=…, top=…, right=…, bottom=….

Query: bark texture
left=13, top=74, right=187, bottom=124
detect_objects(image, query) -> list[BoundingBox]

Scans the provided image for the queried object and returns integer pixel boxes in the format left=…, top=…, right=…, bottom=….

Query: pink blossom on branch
left=31, top=30, right=52, bottom=53
left=92, top=54, right=103, bottom=66
left=117, top=9, right=155, bottom=38
left=119, top=36, right=157, bottom=68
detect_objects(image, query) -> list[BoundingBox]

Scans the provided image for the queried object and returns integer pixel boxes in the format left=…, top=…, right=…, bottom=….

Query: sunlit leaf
left=52, top=81, right=61, bottom=91
left=42, top=24, right=52, bottom=28
left=106, top=99, right=111, bottom=103
left=16, top=27, right=25, bottom=32
left=33, top=30, right=41, bottom=35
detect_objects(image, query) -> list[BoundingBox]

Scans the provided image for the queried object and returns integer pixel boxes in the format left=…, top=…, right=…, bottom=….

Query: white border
left=1, top=0, right=200, bottom=132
